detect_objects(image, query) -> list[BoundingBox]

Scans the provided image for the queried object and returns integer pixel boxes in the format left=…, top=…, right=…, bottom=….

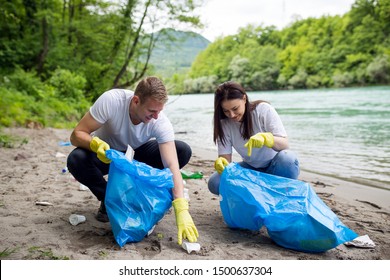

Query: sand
left=0, top=127, right=389, bottom=260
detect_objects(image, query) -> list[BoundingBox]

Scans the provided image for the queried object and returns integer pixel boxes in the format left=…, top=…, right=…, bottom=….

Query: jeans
left=67, top=140, right=192, bottom=201
left=207, top=149, right=300, bottom=195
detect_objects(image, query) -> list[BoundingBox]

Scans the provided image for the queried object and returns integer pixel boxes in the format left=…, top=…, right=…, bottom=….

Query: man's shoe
left=96, top=201, right=109, bottom=223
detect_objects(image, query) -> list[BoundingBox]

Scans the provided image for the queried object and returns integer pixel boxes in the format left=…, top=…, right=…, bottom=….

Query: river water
left=164, top=86, right=390, bottom=190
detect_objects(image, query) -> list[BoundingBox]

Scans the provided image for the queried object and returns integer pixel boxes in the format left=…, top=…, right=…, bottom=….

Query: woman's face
left=221, top=96, right=246, bottom=122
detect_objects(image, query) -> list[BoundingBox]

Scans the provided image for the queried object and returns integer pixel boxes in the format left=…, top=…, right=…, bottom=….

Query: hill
left=148, top=28, right=210, bottom=77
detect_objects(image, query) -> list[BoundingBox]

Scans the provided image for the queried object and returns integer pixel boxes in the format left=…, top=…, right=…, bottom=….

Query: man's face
left=132, top=96, right=164, bottom=124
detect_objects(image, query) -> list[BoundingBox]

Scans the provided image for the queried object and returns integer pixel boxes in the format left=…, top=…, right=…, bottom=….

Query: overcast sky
left=194, top=0, right=356, bottom=41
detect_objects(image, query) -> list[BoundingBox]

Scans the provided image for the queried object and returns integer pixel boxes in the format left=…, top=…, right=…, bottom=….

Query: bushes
left=182, top=76, right=218, bottom=94
left=0, top=69, right=90, bottom=129
left=366, top=54, right=390, bottom=84
left=49, top=68, right=87, bottom=101
left=0, top=88, right=34, bottom=127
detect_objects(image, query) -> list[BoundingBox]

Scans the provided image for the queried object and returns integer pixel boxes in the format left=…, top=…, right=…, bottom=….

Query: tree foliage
left=0, top=0, right=201, bottom=127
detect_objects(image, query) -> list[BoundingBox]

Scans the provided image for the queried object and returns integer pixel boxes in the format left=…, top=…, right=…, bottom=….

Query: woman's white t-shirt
left=217, top=102, right=287, bottom=168
left=90, top=88, right=174, bottom=151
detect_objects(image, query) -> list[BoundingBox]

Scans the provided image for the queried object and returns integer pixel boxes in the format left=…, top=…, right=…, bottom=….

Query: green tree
left=0, top=0, right=203, bottom=128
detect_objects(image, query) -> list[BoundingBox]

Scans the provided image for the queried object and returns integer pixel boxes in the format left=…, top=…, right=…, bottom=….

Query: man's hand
left=214, top=157, right=229, bottom=174
left=172, top=198, right=199, bottom=245
left=90, top=137, right=111, bottom=163
left=244, top=132, right=274, bottom=157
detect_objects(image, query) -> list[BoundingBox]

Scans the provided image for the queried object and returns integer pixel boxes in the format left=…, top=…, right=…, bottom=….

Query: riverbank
left=0, top=127, right=389, bottom=260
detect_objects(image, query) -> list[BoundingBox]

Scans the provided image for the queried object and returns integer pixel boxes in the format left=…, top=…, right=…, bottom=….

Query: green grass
left=0, top=133, right=28, bottom=148
left=27, top=246, right=70, bottom=260
left=0, top=247, right=18, bottom=259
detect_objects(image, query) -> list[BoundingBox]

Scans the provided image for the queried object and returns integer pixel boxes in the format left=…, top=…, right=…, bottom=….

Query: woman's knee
left=277, top=150, right=298, bottom=164
left=270, top=150, right=300, bottom=179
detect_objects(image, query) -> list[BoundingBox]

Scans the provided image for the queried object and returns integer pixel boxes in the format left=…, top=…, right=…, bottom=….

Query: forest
left=0, top=0, right=389, bottom=129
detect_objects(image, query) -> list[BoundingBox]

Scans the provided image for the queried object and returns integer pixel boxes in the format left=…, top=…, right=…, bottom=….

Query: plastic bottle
left=180, top=170, right=203, bottom=179
left=55, top=167, right=76, bottom=182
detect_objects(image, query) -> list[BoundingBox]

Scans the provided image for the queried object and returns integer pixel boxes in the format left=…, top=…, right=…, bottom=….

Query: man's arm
left=70, top=112, right=103, bottom=150
left=158, top=141, right=184, bottom=198
left=159, top=141, right=199, bottom=245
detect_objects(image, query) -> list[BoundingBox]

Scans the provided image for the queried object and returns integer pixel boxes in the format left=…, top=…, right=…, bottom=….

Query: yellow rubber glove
left=172, top=198, right=199, bottom=245
left=90, top=136, right=111, bottom=164
left=244, top=132, right=274, bottom=157
left=214, top=157, right=229, bottom=174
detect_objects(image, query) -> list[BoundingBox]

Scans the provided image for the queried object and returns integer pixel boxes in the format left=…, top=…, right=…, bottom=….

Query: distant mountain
left=148, top=28, right=210, bottom=77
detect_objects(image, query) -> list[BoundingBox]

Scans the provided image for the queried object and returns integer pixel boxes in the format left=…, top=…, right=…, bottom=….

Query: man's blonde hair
left=134, top=76, right=168, bottom=104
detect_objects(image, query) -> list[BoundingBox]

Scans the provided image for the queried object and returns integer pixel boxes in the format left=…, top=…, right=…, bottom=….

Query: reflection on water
left=164, top=86, right=390, bottom=190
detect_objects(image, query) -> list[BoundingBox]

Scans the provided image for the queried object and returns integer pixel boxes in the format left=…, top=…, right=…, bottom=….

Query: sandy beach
left=0, top=127, right=389, bottom=260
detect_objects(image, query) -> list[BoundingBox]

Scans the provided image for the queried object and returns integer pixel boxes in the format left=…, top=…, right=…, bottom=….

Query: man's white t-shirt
left=90, top=88, right=174, bottom=151
left=217, top=102, right=287, bottom=168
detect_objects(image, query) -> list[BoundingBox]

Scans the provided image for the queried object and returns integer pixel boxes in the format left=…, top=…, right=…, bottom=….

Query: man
left=67, top=76, right=198, bottom=245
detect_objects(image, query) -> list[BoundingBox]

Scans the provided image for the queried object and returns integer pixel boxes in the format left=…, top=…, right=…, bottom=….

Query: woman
left=208, top=81, right=300, bottom=195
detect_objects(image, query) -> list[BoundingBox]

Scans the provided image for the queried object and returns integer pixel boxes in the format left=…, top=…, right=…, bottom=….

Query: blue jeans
left=207, top=149, right=300, bottom=195
left=67, top=140, right=191, bottom=201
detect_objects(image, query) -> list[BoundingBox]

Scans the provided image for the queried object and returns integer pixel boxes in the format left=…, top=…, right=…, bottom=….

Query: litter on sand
left=180, top=170, right=203, bottom=179
left=79, top=183, right=89, bottom=191
left=55, top=152, right=67, bottom=158
left=58, top=141, right=71, bottom=146
left=181, top=241, right=201, bottom=254
left=344, top=235, right=376, bottom=248
left=35, top=201, right=53, bottom=206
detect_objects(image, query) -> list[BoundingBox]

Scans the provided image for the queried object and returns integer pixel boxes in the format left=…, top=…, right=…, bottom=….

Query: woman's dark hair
left=213, top=81, right=266, bottom=146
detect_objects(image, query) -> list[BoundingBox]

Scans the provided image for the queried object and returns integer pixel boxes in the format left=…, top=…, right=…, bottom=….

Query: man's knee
left=67, top=148, right=92, bottom=172
left=175, top=140, right=192, bottom=168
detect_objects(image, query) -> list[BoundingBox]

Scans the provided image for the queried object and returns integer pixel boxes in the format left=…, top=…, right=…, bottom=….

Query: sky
left=193, top=0, right=356, bottom=41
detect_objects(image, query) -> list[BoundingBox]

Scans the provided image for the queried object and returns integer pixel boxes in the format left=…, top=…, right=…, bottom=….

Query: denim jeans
left=67, top=140, right=191, bottom=201
left=207, top=149, right=300, bottom=195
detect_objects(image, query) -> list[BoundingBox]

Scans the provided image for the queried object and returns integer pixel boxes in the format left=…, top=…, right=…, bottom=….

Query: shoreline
left=299, top=168, right=390, bottom=192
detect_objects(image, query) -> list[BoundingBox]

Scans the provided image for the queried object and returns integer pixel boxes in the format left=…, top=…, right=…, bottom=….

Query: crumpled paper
left=344, top=235, right=375, bottom=248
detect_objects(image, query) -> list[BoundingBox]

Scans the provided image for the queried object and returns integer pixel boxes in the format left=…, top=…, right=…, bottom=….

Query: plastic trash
left=183, top=188, right=190, bottom=201
left=344, top=235, right=375, bottom=248
left=125, top=145, right=134, bottom=161
left=181, top=241, right=201, bottom=254
left=79, top=183, right=89, bottom=191
left=58, top=141, right=72, bottom=146
left=55, top=152, right=67, bottom=158
left=56, top=167, right=76, bottom=182
left=35, top=201, right=53, bottom=206
left=105, top=149, right=173, bottom=247
left=180, top=170, right=203, bottom=179
left=69, top=214, right=86, bottom=226
left=219, top=163, right=358, bottom=253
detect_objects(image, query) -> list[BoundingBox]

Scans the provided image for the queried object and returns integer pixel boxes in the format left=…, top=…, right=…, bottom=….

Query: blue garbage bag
left=219, top=163, right=358, bottom=253
left=105, top=150, right=173, bottom=247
